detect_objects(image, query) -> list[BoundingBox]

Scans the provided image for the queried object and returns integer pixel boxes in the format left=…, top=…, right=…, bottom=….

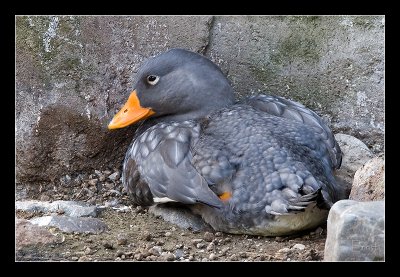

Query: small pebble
left=40, top=195, right=50, bottom=201
left=278, top=247, right=291, bottom=253
left=196, top=243, right=206, bottom=249
left=275, top=236, right=284, bottom=242
left=292, top=243, right=306, bottom=251
left=206, top=242, right=215, bottom=251
left=165, top=231, right=172, bottom=237
left=134, top=253, right=143, bottom=261
left=221, top=247, right=230, bottom=255
left=115, top=257, right=121, bottom=261
left=188, top=255, right=194, bottom=261
left=163, top=252, right=175, bottom=261
left=117, top=237, right=128, bottom=246
left=88, top=179, right=98, bottom=186
left=151, top=246, right=162, bottom=256
left=84, top=247, right=92, bottom=255
left=108, top=172, right=120, bottom=181
left=116, top=250, right=125, bottom=257
left=71, top=256, right=79, bottom=261
left=315, top=227, right=324, bottom=234
left=215, top=232, right=222, bottom=237
left=174, top=249, right=184, bottom=259
left=229, top=254, right=238, bottom=261
left=224, top=238, right=232, bottom=243
left=142, top=231, right=152, bottom=241
left=103, top=242, right=114, bottom=249
left=203, top=232, right=214, bottom=242
left=78, top=256, right=90, bottom=261
left=209, top=253, right=216, bottom=261
left=192, top=238, right=203, bottom=245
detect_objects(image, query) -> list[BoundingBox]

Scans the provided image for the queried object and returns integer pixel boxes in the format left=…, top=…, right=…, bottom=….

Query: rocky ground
left=16, top=168, right=327, bottom=262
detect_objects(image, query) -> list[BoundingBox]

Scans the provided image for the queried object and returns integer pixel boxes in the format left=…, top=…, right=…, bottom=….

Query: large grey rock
left=334, top=133, right=374, bottom=195
left=350, top=156, right=384, bottom=201
left=16, top=16, right=384, bottom=198
left=15, top=200, right=99, bottom=217
left=149, top=204, right=212, bottom=232
left=16, top=218, right=57, bottom=249
left=29, top=215, right=108, bottom=234
left=324, top=200, right=384, bottom=261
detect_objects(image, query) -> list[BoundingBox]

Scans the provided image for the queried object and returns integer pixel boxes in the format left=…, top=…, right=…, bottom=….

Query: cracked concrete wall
left=15, top=16, right=384, bottom=197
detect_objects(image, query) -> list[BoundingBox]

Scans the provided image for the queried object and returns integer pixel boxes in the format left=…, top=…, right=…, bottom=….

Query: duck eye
left=146, top=75, right=160, bottom=85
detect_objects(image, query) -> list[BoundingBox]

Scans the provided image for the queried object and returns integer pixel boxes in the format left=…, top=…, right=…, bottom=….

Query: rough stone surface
left=324, top=200, right=384, bottom=261
left=334, top=133, right=374, bottom=195
left=16, top=218, right=57, bottom=249
left=148, top=204, right=212, bottom=232
left=15, top=200, right=99, bottom=217
left=16, top=16, right=384, bottom=197
left=16, top=15, right=213, bottom=195
left=350, top=156, right=384, bottom=201
left=29, top=215, right=108, bottom=234
left=207, top=16, right=384, bottom=153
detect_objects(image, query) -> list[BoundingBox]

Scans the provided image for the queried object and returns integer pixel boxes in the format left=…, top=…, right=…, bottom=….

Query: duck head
left=108, top=48, right=235, bottom=129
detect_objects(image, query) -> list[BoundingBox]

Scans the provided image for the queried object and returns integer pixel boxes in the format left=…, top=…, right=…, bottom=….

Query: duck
left=108, top=48, right=346, bottom=236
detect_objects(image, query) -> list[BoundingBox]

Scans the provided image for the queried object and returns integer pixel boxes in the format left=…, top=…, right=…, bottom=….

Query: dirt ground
left=16, top=205, right=327, bottom=262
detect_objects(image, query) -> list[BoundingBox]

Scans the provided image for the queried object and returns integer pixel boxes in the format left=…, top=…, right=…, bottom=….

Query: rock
left=15, top=200, right=99, bottom=217
left=150, top=246, right=162, bottom=256
left=148, top=204, right=212, bottom=231
left=15, top=218, right=57, bottom=249
left=174, top=249, right=184, bottom=259
left=334, top=134, right=374, bottom=195
left=196, top=243, right=206, bottom=249
left=203, top=231, right=214, bottom=242
left=292, top=243, right=306, bottom=251
left=108, top=171, right=120, bottom=181
left=29, top=215, right=108, bottom=234
left=116, top=236, right=128, bottom=246
left=103, top=242, right=114, bottom=249
left=324, top=200, right=384, bottom=261
left=142, top=231, right=152, bottom=241
left=162, top=252, right=175, bottom=261
left=350, top=156, right=384, bottom=201
left=206, top=242, right=215, bottom=251
left=164, top=231, right=172, bottom=237
left=209, top=253, right=216, bottom=261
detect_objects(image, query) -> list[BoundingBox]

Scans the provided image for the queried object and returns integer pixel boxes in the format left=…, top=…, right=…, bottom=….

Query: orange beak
left=108, top=90, right=155, bottom=129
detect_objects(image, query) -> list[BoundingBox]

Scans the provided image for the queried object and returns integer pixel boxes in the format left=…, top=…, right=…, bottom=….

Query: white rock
left=15, top=200, right=98, bottom=217
left=350, top=156, right=384, bottom=201
left=292, top=243, right=306, bottom=251
left=324, top=200, right=384, bottom=261
left=29, top=215, right=108, bottom=234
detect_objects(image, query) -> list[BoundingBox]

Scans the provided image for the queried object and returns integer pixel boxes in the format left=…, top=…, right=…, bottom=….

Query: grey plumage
left=118, top=48, right=346, bottom=236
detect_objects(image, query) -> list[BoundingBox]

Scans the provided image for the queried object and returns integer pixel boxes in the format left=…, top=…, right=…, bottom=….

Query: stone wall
left=15, top=16, right=384, bottom=196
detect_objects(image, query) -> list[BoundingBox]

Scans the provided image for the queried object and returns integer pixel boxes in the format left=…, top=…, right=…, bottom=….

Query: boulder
left=350, top=156, right=384, bottom=201
left=324, top=200, right=384, bottom=261
left=15, top=200, right=99, bottom=217
left=29, top=215, right=108, bottom=234
left=334, top=133, right=374, bottom=195
left=16, top=218, right=57, bottom=249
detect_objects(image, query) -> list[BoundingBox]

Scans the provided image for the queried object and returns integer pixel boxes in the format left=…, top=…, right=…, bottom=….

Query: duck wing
left=123, top=121, right=223, bottom=208
left=243, top=94, right=342, bottom=170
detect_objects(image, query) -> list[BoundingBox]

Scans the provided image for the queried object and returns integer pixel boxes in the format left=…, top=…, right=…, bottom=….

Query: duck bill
left=108, top=90, right=155, bottom=129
